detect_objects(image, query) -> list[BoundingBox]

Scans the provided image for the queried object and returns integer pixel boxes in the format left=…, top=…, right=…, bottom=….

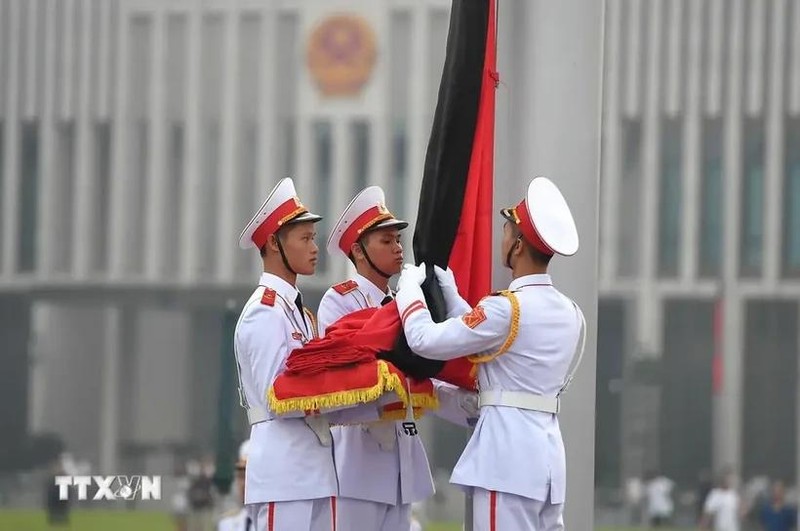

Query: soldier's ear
left=267, top=233, right=281, bottom=253
left=512, top=236, right=525, bottom=257
left=350, top=241, right=364, bottom=261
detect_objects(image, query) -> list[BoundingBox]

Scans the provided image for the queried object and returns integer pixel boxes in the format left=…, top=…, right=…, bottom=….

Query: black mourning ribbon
left=295, top=293, right=308, bottom=334
left=377, top=265, right=447, bottom=379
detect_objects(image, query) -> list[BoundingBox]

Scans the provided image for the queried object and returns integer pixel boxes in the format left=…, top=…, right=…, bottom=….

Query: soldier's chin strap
left=359, top=241, right=392, bottom=279
left=275, top=235, right=297, bottom=276
left=504, top=236, right=523, bottom=269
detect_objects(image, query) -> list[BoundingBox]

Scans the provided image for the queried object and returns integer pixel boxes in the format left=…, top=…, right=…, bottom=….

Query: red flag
left=449, top=0, right=497, bottom=305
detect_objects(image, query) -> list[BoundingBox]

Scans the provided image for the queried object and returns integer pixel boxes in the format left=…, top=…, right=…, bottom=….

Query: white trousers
left=246, top=498, right=336, bottom=531
left=472, top=488, right=564, bottom=531
left=335, top=497, right=411, bottom=531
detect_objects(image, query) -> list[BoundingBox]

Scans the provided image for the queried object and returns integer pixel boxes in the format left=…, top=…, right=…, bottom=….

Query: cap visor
left=284, top=212, right=323, bottom=225
left=500, top=208, right=517, bottom=223
left=365, top=219, right=409, bottom=233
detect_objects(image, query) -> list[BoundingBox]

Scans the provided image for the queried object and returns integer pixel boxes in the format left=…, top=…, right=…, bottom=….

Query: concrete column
left=0, top=296, right=31, bottom=455
left=714, top=294, right=744, bottom=475
left=1, top=1, right=21, bottom=275
left=714, top=0, right=746, bottom=477
left=795, top=305, right=800, bottom=514
left=30, top=303, right=106, bottom=469
left=497, top=0, right=604, bottom=526
left=100, top=305, right=123, bottom=473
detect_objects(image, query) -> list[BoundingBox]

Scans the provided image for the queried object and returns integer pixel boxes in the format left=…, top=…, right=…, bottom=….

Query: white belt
left=247, top=407, right=268, bottom=425
left=479, top=390, right=560, bottom=414
left=248, top=407, right=332, bottom=447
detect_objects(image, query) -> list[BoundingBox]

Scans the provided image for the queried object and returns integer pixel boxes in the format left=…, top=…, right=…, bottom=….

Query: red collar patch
left=332, top=280, right=358, bottom=295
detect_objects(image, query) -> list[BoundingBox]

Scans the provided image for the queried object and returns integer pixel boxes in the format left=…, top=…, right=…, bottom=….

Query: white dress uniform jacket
left=401, top=273, right=582, bottom=504
left=317, top=273, right=436, bottom=507
left=235, top=272, right=339, bottom=505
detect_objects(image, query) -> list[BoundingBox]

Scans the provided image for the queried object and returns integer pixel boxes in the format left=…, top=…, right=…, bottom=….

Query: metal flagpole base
left=464, top=487, right=474, bottom=530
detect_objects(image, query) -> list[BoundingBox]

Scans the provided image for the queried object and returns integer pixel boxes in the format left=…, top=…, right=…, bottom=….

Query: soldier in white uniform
left=217, top=440, right=252, bottom=531
left=235, top=178, right=380, bottom=531
left=394, top=177, right=586, bottom=531
left=318, top=186, right=478, bottom=531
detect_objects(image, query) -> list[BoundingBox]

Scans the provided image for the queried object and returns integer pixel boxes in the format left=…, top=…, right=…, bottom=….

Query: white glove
left=398, top=263, right=427, bottom=288
left=433, top=265, right=471, bottom=317
left=433, top=265, right=457, bottom=288
left=431, top=380, right=480, bottom=427
left=304, top=415, right=332, bottom=446
left=458, top=391, right=480, bottom=418
left=395, top=263, right=428, bottom=321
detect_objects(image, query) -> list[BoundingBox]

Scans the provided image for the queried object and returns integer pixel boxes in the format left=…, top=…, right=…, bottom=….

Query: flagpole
left=462, top=1, right=499, bottom=528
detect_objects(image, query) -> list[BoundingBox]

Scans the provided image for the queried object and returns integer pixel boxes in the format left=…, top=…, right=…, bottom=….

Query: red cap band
left=251, top=198, right=308, bottom=248
left=338, top=205, right=395, bottom=255
left=514, top=199, right=553, bottom=256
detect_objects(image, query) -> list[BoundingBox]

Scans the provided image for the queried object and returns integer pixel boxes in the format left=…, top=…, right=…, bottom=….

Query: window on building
left=699, top=118, right=723, bottom=277
left=658, top=118, right=683, bottom=277
left=198, top=14, right=222, bottom=278
left=199, top=122, right=219, bottom=277
left=164, top=123, right=183, bottom=278
left=281, top=118, right=295, bottom=179
left=595, top=298, right=627, bottom=489
left=783, top=118, right=800, bottom=276
left=165, top=14, right=187, bottom=123
left=351, top=120, right=370, bottom=195
left=126, top=15, right=152, bottom=276
left=742, top=300, right=798, bottom=480
left=390, top=10, right=411, bottom=220
left=93, top=122, right=111, bottom=273
left=127, top=120, right=148, bottom=276
left=18, top=121, right=38, bottom=272
left=660, top=299, right=714, bottom=486
left=740, top=118, right=765, bottom=277
left=618, top=119, right=642, bottom=277
left=236, top=123, right=258, bottom=278
left=163, top=14, right=187, bottom=279
left=392, top=122, right=408, bottom=220
left=314, top=121, right=333, bottom=273
left=0, top=4, right=7, bottom=109
left=277, top=13, right=298, bottom=180
left=0, top=124, right=4, bottom=267
left=236, top=14, right=261, bottom=279
left=54, top=121, right=75, bottom=274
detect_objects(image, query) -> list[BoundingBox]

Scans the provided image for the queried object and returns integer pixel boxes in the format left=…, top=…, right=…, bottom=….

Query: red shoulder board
left=332, top=280, right=358, bottom=295
left=261, top=288, right=276, bottom=306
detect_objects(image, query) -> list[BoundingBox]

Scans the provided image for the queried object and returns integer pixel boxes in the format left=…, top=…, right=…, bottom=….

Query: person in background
left=171, top=461, right=190, bottom=531
left=216, top=440, right=252, bottom=531
left=187, top=458, right=215, bottom=531
left=697, top=469, right=714, bottom=523
left=644, top=471, right=674, bottom=527
left=758, top=481, right=796, bottom=531
left=44, top=457, right=70, bottom=527
left=625, top=476, right=644, bottom=526
left=702, top=472, right=743, bottom=531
